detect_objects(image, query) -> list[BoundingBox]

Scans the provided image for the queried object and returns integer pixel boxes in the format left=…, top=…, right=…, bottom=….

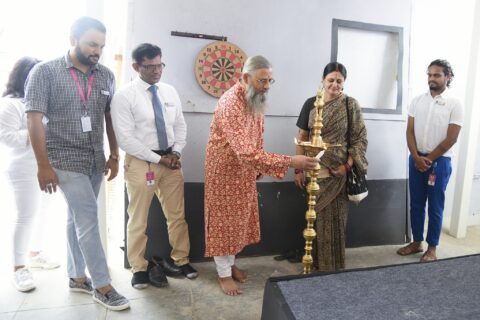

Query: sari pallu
left=306, top=94, right=367, bottom=271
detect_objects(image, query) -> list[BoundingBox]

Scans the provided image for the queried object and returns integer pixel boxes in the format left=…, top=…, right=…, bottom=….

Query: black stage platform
left=261, top=254, right=480, bottom=320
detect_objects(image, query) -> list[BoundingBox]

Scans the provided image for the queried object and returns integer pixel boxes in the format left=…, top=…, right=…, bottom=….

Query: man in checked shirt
left=25, top=16, right=129, bottom=311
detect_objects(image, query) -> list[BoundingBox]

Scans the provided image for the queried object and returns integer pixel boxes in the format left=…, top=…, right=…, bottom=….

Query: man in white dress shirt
left=111, top=43, right=197, bottom=289
left=397, top=59, right=463, bottom=262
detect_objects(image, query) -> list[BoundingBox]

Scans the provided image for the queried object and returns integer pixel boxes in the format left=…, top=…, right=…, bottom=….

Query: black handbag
left=345, top=96, right=368, bottom=203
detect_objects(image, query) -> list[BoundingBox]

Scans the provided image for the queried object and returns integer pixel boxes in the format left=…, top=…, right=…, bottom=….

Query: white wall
left=125, top=0, right=413, bottom=182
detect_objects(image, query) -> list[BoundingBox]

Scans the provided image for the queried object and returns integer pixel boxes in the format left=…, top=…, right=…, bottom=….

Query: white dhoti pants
left=214, top=255, right=235, bottom=277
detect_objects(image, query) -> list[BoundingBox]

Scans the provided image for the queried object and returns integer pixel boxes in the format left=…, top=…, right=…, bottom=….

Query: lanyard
left=69, top=68, right=94, bottom=110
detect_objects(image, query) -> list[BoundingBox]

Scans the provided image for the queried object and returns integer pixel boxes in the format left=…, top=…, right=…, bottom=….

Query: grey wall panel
left=181, top=113, right=212, bottom=182
left=182, top=114, right=408, bottom=183
left=126, top=0, right=412, bottom=117
left=364, top=120, right=408, bottom=180
left=126, top=0, right=411, bottom=183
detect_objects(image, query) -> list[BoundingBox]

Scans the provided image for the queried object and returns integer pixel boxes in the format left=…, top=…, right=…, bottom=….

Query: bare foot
left=420, top=246, right=437, bottom=262
left=231, top=265, right=248, bottom=283
left=218, top=277, right=242, bottom=296
left=396, top=242, right=424, bottom=256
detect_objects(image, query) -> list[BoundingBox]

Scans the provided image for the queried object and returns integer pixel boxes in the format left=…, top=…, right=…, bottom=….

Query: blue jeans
left=408, top=155, right=452, bottom=246
left=54, top=168, right=111, bottom=289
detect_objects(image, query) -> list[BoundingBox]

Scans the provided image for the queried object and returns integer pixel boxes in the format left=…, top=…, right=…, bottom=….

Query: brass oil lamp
left=294, top=88, right=339, bottom=274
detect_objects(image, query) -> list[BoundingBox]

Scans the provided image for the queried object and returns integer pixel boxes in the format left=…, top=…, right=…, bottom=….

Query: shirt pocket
left=163, top=101, right=177, bottom=123
left=95, top=89, right=111, bottom=112
left=432, top=107, right=451, bottom=124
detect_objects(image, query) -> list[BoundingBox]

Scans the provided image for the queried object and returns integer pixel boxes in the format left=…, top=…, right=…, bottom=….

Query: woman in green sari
left=295, top=62, right=368, bottom=271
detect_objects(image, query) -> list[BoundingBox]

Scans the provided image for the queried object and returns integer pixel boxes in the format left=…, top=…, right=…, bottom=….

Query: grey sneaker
left=69, top=278, right=93, bottom=294
left=93, top=288, right=130, bottom=311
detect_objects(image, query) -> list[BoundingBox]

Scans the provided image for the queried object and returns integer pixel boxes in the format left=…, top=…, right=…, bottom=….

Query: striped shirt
left=24, top=52, right=115, bottom=175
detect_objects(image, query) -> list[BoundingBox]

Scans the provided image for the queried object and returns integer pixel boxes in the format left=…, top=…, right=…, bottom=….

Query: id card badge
left=428, top=173, right=436, bottom=186
left=146, top=171, right=155, bottom=186
left=81, top=116, right=92, bottom=132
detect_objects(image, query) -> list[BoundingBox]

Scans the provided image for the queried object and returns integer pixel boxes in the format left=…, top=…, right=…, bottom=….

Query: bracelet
left=344, top=162, right=352, bottom=172
left=294, top=169, right=304, bottom=174
left=109, top=154, right=119, bottom=161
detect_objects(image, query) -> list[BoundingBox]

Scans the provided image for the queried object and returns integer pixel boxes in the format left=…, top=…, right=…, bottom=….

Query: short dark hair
left=132, top=43, right=162, bottom=64
left=428, top=59, right=454, bottom=88
left=2, top=57, right=40, bottom=98
left=323, top=62, right=347, bottom=80
left=71, top=16, right=106, bottom=40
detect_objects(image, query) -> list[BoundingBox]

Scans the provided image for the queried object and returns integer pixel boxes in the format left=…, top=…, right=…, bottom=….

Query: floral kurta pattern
left=204, top=83, right=291, bottom=257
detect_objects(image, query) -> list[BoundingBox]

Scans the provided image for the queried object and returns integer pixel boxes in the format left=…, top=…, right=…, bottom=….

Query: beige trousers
left=124, top=154, right=190, bottom=273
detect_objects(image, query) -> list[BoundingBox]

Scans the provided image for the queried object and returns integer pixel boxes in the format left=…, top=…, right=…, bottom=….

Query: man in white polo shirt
left=397, top=59, right=463, bottom=262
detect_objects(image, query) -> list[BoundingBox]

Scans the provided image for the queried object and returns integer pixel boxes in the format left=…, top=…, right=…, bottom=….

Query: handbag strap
left=345, top=95, right=351, bottom=148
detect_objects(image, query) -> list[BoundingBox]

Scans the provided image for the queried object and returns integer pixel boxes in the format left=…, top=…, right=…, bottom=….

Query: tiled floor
left=0, top=226, right=479, bottom=320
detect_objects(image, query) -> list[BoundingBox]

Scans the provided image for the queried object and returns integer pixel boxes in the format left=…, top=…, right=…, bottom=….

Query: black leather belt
left=152, top=147, right=172, bottom=156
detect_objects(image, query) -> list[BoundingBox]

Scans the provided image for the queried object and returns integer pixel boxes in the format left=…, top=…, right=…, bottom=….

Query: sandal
left=420, top=250, right=437, bottom=262
left=396, top=243, right=424, bottom=256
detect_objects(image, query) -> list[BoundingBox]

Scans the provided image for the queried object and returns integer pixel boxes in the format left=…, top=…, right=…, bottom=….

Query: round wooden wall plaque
left=195, top=41, right=247, bottom=97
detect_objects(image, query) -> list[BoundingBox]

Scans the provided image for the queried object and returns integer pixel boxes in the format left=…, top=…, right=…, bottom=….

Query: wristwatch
left=172, top=151, right=181, bottom=159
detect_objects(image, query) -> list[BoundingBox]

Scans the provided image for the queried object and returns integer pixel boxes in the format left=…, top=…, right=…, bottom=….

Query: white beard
left=245, top=85, right=267, bottom=115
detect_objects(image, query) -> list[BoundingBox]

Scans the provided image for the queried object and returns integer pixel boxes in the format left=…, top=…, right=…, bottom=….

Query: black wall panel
left=123, top=180, right=407, bottom=267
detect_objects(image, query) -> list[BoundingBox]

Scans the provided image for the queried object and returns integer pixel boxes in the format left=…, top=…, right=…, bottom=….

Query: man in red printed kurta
left=204, top=55, right=317, bottom=296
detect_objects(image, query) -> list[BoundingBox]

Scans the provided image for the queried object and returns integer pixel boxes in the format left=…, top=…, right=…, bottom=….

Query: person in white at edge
left=397, top=59, right=463, bottom=262
left=111, top=43, right=197, bottom=290
left=0, top=57, right=60, bottom=292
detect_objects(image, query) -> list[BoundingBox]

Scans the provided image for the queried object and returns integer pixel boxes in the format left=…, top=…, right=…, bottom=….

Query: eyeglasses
left=140, top=63, right=166, bottom=71
left=256, top=78, right=275, bottom=85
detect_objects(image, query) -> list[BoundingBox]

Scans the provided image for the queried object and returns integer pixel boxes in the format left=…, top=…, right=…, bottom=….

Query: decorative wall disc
left=195, top=41, right=247, bottom=97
